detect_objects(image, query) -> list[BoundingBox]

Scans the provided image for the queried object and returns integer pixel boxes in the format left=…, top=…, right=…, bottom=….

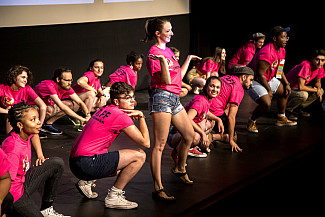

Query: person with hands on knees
left=72, top=59, right=106, bottom=125
left=285, top=49, right=325, bottom=120
left=70, top=82, right=150, bottom=210
left=34, top=68, right=90, bottom=134
left=247, top=26, right=296, bottom=133
left=143, top=17, right=201, bottom=201
left=1, top=102, right=68, bottom=217
left=210, top=65, right=254, bottom=152
left=167, top=76, right=224, bottom=160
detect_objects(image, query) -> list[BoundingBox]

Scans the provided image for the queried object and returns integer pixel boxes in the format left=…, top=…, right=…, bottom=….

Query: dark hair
left=5, top=65, right=33, bottom=86
left=201, top=47, right=225, bottom=64
left=202, top=76, right=222, bottom=98
left=87, top=59, right=104, bottom=71
left=170, top=47, right=180, bottom=54
left=142, top=17, right=170, bottom=43
left=312, top=49, right=325, bottom=58
left=52, top=67, right=72, bottom=82
left=8, top=101, right=33, bottom=133
left=110, top=82, right=135, bottom=104
left=126, top=52, right=144, bottom=65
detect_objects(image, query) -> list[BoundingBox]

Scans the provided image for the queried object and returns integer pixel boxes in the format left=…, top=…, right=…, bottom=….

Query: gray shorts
left=247, top=77, right=281, bottom=101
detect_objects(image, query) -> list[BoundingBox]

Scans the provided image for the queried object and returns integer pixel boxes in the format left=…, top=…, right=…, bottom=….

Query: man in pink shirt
left=247, top=26, right=296, bottom=133
left=34, top=68, right=90, bottom=134
left=228, top=32, right=265, bottom=67
left=210, top=65, right=254, bottom=152
left=285, top=49, right=325, bottom=120
left=70, top=82, right=150, bottom=209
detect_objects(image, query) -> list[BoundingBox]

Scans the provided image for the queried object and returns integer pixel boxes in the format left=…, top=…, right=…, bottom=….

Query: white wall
left=0, top=0, right=189, bottom=27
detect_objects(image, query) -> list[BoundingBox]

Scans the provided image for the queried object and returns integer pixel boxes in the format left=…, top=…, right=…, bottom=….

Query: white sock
left=110, top=186, right=122, bottom=193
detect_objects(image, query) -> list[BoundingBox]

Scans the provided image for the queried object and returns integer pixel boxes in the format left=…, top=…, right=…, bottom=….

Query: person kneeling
left=69, top=82, right=150, bottom=209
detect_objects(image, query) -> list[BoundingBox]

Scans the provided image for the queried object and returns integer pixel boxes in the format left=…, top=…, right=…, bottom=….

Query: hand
left=122, top=109, right=145, bottom=120
left=285, top=84, right=291, bottom=96
left=34, top=156, right=49, bottom=167
left=216, top=118, right=224, bottom=134
left=267, top=89, right=273, bottom=98
left=188, top=55, right=202, bottom=62
left=97, top=89, right=104, bottom=97
left=149, top=54, right=165, bottom=61
left=230, top=140, right=242, bottom=152
left=201, top=133, right=210, bottom=149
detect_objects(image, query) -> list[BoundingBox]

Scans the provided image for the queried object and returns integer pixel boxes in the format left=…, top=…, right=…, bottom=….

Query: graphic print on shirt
left=23, top=155, right=30, bottom=172
left=2, top=96, right=14, bottom=107
left=92, top=107, right=111, bottom=124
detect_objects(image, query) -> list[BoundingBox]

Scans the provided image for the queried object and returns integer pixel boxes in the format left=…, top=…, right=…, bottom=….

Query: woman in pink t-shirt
left=167, top=76, right=226, bottom=159
left=0, top=66, right=46, bottom=135
left=187, top=47, right=226, bottom=94
left=73, top=59, right=106, bottom=113
left=1, top=102, right=68, bottom=217
left=143, top=17, right=201, bottom=201
left=106, top=51, right=144, bottom=89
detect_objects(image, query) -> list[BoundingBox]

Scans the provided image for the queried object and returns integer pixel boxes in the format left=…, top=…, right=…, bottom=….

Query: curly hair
left=110, top=82, right=134, bottom=104
left=5, top=65, right=33, bottom=86
left=8, top=101, right=33, bottom=133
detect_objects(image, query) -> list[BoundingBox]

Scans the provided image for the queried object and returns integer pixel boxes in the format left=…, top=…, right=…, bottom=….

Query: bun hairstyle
left=141, top=17, right=170, bottom=43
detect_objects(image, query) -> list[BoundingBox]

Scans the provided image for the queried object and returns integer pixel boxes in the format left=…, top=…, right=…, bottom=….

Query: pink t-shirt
left=146, top=45, right=182, bottom=95
left=34, top=80, right=75, bottom=105
left=196, top=59, right=220, bottom=76
left=0, top=84, right=38, bottom=108
left=70, top=104, right=134, bottom=158
left=249, top=43, right=286, bottom=82
left=185, top=95, right=211, bottom=124
left=286, top=60, right=325, bottom=89
left=0, top=148, right=10, bottom=177
left=210, top=75, right=244, bottom=117
left=1, top=131, right=33, bottom=202
left=109, top=65, right=137, bottom=88
left=228, top=40, right=256, bottom=67
left=73, top=71, right=101, bottom=94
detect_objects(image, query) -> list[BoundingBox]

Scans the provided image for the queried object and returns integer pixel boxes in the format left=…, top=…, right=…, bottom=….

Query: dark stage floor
left=1, top=91, right=324, bottom=216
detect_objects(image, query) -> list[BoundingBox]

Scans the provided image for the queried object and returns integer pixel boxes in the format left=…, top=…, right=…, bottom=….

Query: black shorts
left=69, top=151, right=120, bottom=181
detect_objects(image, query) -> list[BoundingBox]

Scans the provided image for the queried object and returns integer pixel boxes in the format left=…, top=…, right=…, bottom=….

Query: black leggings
left=9, top=157, right=64, bottom=217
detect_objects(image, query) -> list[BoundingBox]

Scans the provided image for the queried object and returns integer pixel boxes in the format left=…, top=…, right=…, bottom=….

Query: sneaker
left=188, top=146, right=207, bottom=158
left=40, top=206, right=70, bottom=217
left=105, top=189, right=138, bottom=209
left=38, top=131, right=48, bottom=139
left=286, top=110, right=298, bottom=121
left=41, top=124, right=63, bottom=135
left=275, top=116, right=297, bottom=126
left=68, top=117, right=81, bottom=126
left=77, top=125, right=84, bottom=132
left=76, top=180, right=98, bottom=199
left=247, top=119, right=258, bottom=133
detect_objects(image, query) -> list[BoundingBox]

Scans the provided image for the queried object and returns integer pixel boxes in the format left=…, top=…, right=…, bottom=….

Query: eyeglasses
left=118, top=95, right=135, bottom=101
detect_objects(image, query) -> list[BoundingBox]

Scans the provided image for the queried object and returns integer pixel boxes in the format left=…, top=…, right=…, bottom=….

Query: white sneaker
left=105, top=189, right=138, bottom=209
left=41, top=206, right=70, bottom=217
left=76, top=180, right=98, bottom=199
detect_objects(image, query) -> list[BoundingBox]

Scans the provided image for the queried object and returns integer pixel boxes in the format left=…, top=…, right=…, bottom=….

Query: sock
left=111, top=186, right=122, bottom=193
left=278, top=113, right=285, bottom=117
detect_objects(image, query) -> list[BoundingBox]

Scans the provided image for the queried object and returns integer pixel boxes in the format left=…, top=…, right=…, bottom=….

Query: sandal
left=171, top=168, right=193, bottom=185
left=152, top=188, right=176, bottom=201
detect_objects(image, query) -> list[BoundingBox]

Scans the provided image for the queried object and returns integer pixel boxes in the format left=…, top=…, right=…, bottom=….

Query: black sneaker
left=41, top=124, right=63, bottom=135
left=38, top=131, right=48, bottom=139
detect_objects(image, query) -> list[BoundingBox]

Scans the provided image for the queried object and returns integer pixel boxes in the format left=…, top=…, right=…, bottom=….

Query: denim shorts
left=69, top=151, right=119, bottom=181
left=247, top=77, right=281, bottom=102
left=149, top=88, right=184, bottom=116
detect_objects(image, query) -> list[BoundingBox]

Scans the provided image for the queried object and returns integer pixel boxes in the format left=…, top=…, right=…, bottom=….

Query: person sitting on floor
left=1, top=102, right=68, bottom=217
left=167, top=76, right=225, bottom=159
left=285, top=49, right=325, bottom=120
left=69, top=82, right=150, bottom=210
left=33, top=67, right=90, bottom=134
left=186, top=47, right=226, bottom=94
left=210, top=65, right=254, bottom=152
